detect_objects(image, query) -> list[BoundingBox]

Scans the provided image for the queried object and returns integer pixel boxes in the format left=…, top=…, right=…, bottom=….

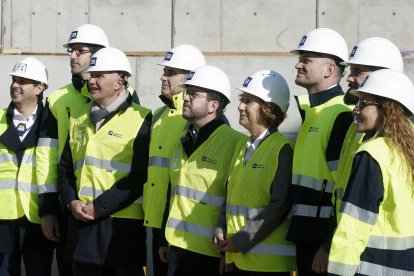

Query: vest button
left=151, top=183, right=155, bottom=187
left=170, top=110, right=174, bottom=113
left=145, top=220, right=149, bottom=223
left=159, top=146, right=162, bottom=149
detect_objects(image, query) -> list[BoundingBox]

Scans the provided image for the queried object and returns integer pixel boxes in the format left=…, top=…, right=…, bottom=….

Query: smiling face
left=353, top=92, right=381, bottom=133
left=238, top=92, right=267, bottom=134
left=88, top=71, right=124, bottom=108
left=10, top=76, right=42, bottom=107
left=160, top=66, right=188, bottom=99
left=346, top=64, right=375, bottom=91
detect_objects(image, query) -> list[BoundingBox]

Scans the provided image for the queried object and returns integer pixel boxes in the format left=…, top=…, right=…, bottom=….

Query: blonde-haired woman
left=214, top=70, right=296, bottom=275
left=328, top=69, right=414, bottom=275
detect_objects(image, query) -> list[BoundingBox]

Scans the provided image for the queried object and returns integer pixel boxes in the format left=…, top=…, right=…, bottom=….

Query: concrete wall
left=1, top=0, right=414, bottom=136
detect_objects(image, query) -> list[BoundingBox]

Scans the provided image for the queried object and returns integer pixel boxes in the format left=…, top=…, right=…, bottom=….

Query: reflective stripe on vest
left=367, top=235, right=414, bottom=250
left=167, top=217, right=214, bottom=238
left=328, top=160, right=339, bottom=171
left=0, top=180, right=56, bottom=194
left=340, top=201, right=377, bottom=225
left=227, top=204, right=264, bottom=219
left=148, top=156, right=170, bottom=169
left=173, top=185, right=225, bottom=207
left=37, top=137, right=58, bottom=148
left=292, top=174, right=334, bottom=193
left=0, top=153, right=17, bottom=164
left=329, top=260, right=410, bottom=276
left=79, top=186, right=142, bottom=204
left=291, top=204, right=332, bottom=218
left=249, top=244, right=296, bottom=256
left=74, top=156, right=131, bottom=173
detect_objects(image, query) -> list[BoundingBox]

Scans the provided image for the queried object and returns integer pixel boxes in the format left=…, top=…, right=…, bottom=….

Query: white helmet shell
left=184, top=65, right=231, bottom=103
left=237, top=70, right=290, bottom=112
left=87, top=47, right=132, bottom=77
left=63, top=24, right=109, bottom=48
left=158, top=44, right=206, bottom=71
left=346, top=37, right=403, bottom=72
left=351, top=69, right=414, bottom=115
left=291, top=28, right=349, bottom=61
left=9, top=57, right=48, bottom=88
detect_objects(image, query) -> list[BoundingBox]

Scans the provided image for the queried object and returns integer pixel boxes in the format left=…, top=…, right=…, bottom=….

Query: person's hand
left=213, top=232, right=225, bottom=250
left=312, top=246, right=328, bottom=273
left=69, top=200, right=94, bottom=222
left=158, top=246, right=170, bottom=263
left=41, top=214, right=60, bottom=241
left=82, top=201, right=100, bottom=219
left=220, top=238, right=240, bottom=253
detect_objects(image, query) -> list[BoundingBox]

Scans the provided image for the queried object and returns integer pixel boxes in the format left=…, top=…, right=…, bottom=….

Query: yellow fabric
left=0, top=109, right=41, bottom=224
left=143, top=93, right=187, bottom=228
left=226, top=132, right=296, bottom=272
left=166, top=125, right=246, bottom=257
left=329, top=137, right=414, bottom=275
left=69, top=103, right=151, bottom=219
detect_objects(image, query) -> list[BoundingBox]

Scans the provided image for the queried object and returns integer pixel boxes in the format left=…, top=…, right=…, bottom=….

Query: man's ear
left=208, top=100, right=219, bottom=114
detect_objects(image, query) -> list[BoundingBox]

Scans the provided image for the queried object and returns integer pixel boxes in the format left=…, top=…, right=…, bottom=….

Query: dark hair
left=260, top=101, right=286, bottom=128
left=206, top=90, right=228, bottom=118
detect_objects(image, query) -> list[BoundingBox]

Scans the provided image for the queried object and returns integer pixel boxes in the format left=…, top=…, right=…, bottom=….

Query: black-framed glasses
left=356, top=98, right=381, bottom=109
left=67, top=47, right=91, bottom=56
left=183, top=89, right=208, bottom=101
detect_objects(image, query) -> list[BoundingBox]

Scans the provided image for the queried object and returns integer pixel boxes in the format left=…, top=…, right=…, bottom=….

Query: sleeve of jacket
left=58, top=136, right=78, bottom=206
left=328, top=151, right=384, bottom=276
left=93, top=112, right=152, bottom=218
left=37, top=100, right=60, bottom=216
left=231, top=144, right=293, bottom=253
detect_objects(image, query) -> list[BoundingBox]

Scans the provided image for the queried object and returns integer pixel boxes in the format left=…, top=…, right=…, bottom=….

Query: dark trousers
left=0, top=218, right=54, bottom=276
left=56, top=212, right=73, bottom=276
left=167, top=246, right=221, bottom=276
left=296, top=243, right=326, bottom=276
left=233, top=266, right=290, bottom=276
left=152, top=228, right=168, bottom=276
left=72, top=261, right=145, bottom=276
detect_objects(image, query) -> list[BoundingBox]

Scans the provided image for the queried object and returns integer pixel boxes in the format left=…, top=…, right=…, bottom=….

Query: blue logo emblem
left=164, top=51, right=173, bottom=61
left=90, top=57, right=97, bottom=66
left=70, top=31, right=78, bottom=40
left=187, top=71, right=195, bottom=80
left=243, top=77, right=252, bottom=87
left=299, top=35, right=307, bottom=46
left=350, top=46, right=358, bottom=57
left=13, top=63, right=27, bottom=73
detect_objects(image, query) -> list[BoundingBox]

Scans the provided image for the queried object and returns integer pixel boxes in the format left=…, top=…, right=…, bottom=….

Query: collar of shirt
left=244, top=128, right=270, bottom=165
left=13, top=105, right=38, bottom=140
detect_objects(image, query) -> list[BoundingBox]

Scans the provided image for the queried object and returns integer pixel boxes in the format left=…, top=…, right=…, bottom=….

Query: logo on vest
left=309, top=126, right=319, bottom=132
left=202, top=156, right=217, bottom=164
left=252, top=163, right=264, bottom=169
left=108, top=130, right=122, bottom=138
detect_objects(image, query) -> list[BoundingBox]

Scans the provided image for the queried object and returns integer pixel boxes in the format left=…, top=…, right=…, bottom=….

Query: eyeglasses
left=183, top=90, right=208, bottom=101
left=356, top=98, right=381, bottom=109
left=67, top=47, right=91, bottom=56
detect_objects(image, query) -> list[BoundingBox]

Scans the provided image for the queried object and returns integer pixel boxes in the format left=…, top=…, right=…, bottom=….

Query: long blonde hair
left=375, top=99, right=414, bottom=187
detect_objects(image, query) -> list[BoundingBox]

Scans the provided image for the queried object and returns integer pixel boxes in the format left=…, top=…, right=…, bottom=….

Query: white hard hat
left=184, top=65, right=231, bottom=103
left=9, top=57, right=48, bottom=88
left=158, top=44, right=206, bottom=71
left=345, top=37, right=403, bottom=72
left=237, top=70, right=290, bottom=112
left=63, top=24, right=109, bottom=48
left=87, top=47, right=132, bottom=77
left=351, top=69, right=414, bottom=115
left=291, top=28, right=348, bottom=61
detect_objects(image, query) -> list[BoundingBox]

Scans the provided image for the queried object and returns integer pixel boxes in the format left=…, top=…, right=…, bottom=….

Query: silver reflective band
left=328, top=261, right=358, bottom=276
left=0, top=180, right=53, bottom=194
left=367, top=235, right=414, bottom=250
left=0, top=153, right=17, bottom=164
left=37, top=138, right=58, bottom=148
left=227, top=204, right=264, bottom=219
left=167, top=217, right=214, bottom=238
left=249, top=244, right=296, bottom=256
left=358, top=261, right=411, bottom=276
left=291, top=204, right=332, bottom=218
left=149, top=156, right=170, bottom=169
left=22, top=153, right=35, bottom=167
left=340, top=201, right=377, bottom=225
left=292, top=174, right=334, bottom=193
left=38, top=183, right=57, bottom=194
left=328, top=160, right=339, bottom=171
left=75, top=156, right=131, bottom=173
left=173, top=185, right=224, bottom=207
left=80, top=186, right=142, bottom=205
left=152, top=106, right=167, bottom=125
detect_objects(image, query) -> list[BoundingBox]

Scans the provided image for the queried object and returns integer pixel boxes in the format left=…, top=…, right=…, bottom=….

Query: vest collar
left=308, top=84, right=344, bottom=108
